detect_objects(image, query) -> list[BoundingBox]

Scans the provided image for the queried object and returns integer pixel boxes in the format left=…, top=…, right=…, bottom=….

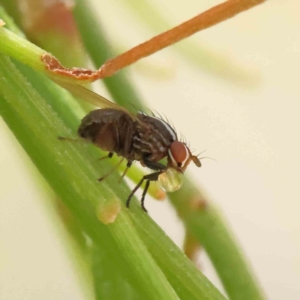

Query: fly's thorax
left=136, top=113, right=177, bottom=141
left=134, top=112, right=178, bottom=162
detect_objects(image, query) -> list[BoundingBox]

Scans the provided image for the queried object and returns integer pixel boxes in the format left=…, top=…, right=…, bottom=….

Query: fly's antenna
left=196, top=150, right=216, bottom=162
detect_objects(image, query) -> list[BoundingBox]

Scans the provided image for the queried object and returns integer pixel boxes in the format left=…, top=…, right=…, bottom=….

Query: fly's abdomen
left=78, top=108, right=135, bottom=156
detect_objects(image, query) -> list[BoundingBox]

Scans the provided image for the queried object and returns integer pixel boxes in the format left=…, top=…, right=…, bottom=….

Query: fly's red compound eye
left=168, top=141, right=189, bottom=169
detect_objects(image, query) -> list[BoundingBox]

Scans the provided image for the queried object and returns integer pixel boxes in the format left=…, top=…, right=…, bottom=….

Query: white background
left=1, top=1, right=300, bottom=299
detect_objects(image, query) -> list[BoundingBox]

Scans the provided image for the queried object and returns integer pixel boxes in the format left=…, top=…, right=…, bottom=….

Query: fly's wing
left=54, top=79, right=136, bottom=119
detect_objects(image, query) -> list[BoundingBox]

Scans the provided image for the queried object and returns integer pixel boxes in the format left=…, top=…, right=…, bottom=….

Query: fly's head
left=167, top=141, right=201, bottom=173
left=158, top=141, right=201, bottom=193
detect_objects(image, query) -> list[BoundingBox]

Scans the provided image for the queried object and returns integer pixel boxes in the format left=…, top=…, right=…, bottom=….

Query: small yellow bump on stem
left=0, top=19, right=5, bottom=27
left=189, top=196, right=208, bottom=211
left=183, top=232, right=202, bottom=267
left=96, top=199, right=121, bottom=225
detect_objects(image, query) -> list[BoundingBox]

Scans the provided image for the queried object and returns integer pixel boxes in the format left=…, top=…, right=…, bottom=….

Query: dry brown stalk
left=42, top=0, right=265, bottom=82
left=100, top=0, right=265, bottom=77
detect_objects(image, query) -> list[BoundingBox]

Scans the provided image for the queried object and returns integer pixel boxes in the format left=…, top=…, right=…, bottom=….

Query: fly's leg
left=118, top=161, right=132, bottom=183
left=98, top=152, right=114, bottom=161
left=58, top=136, right=78, bottom=142
left=141, top=180, right=150, bottom=213
left=126, top=177, right=145, bottom=209
left=126, top=171, right=163, bottom=213
left=98, top=158, right=124, bottom=182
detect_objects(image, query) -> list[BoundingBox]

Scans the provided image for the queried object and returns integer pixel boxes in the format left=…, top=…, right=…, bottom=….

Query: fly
left=57, top=81, right=201, bottom=212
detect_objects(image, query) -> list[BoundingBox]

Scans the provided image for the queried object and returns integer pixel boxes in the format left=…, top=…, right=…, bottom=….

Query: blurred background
left=1, top=0, right=300, bottom=299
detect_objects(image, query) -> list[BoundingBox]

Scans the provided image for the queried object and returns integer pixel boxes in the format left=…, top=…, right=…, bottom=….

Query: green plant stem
left=187, top=206, right=265, bottom=300
left=90, top=244, right=142, bottom=300
left=169, top=179, right=266, bottom=300
left=128, top=204, right=227, bottom=300
left=0, top=26, right=46, bottom=70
